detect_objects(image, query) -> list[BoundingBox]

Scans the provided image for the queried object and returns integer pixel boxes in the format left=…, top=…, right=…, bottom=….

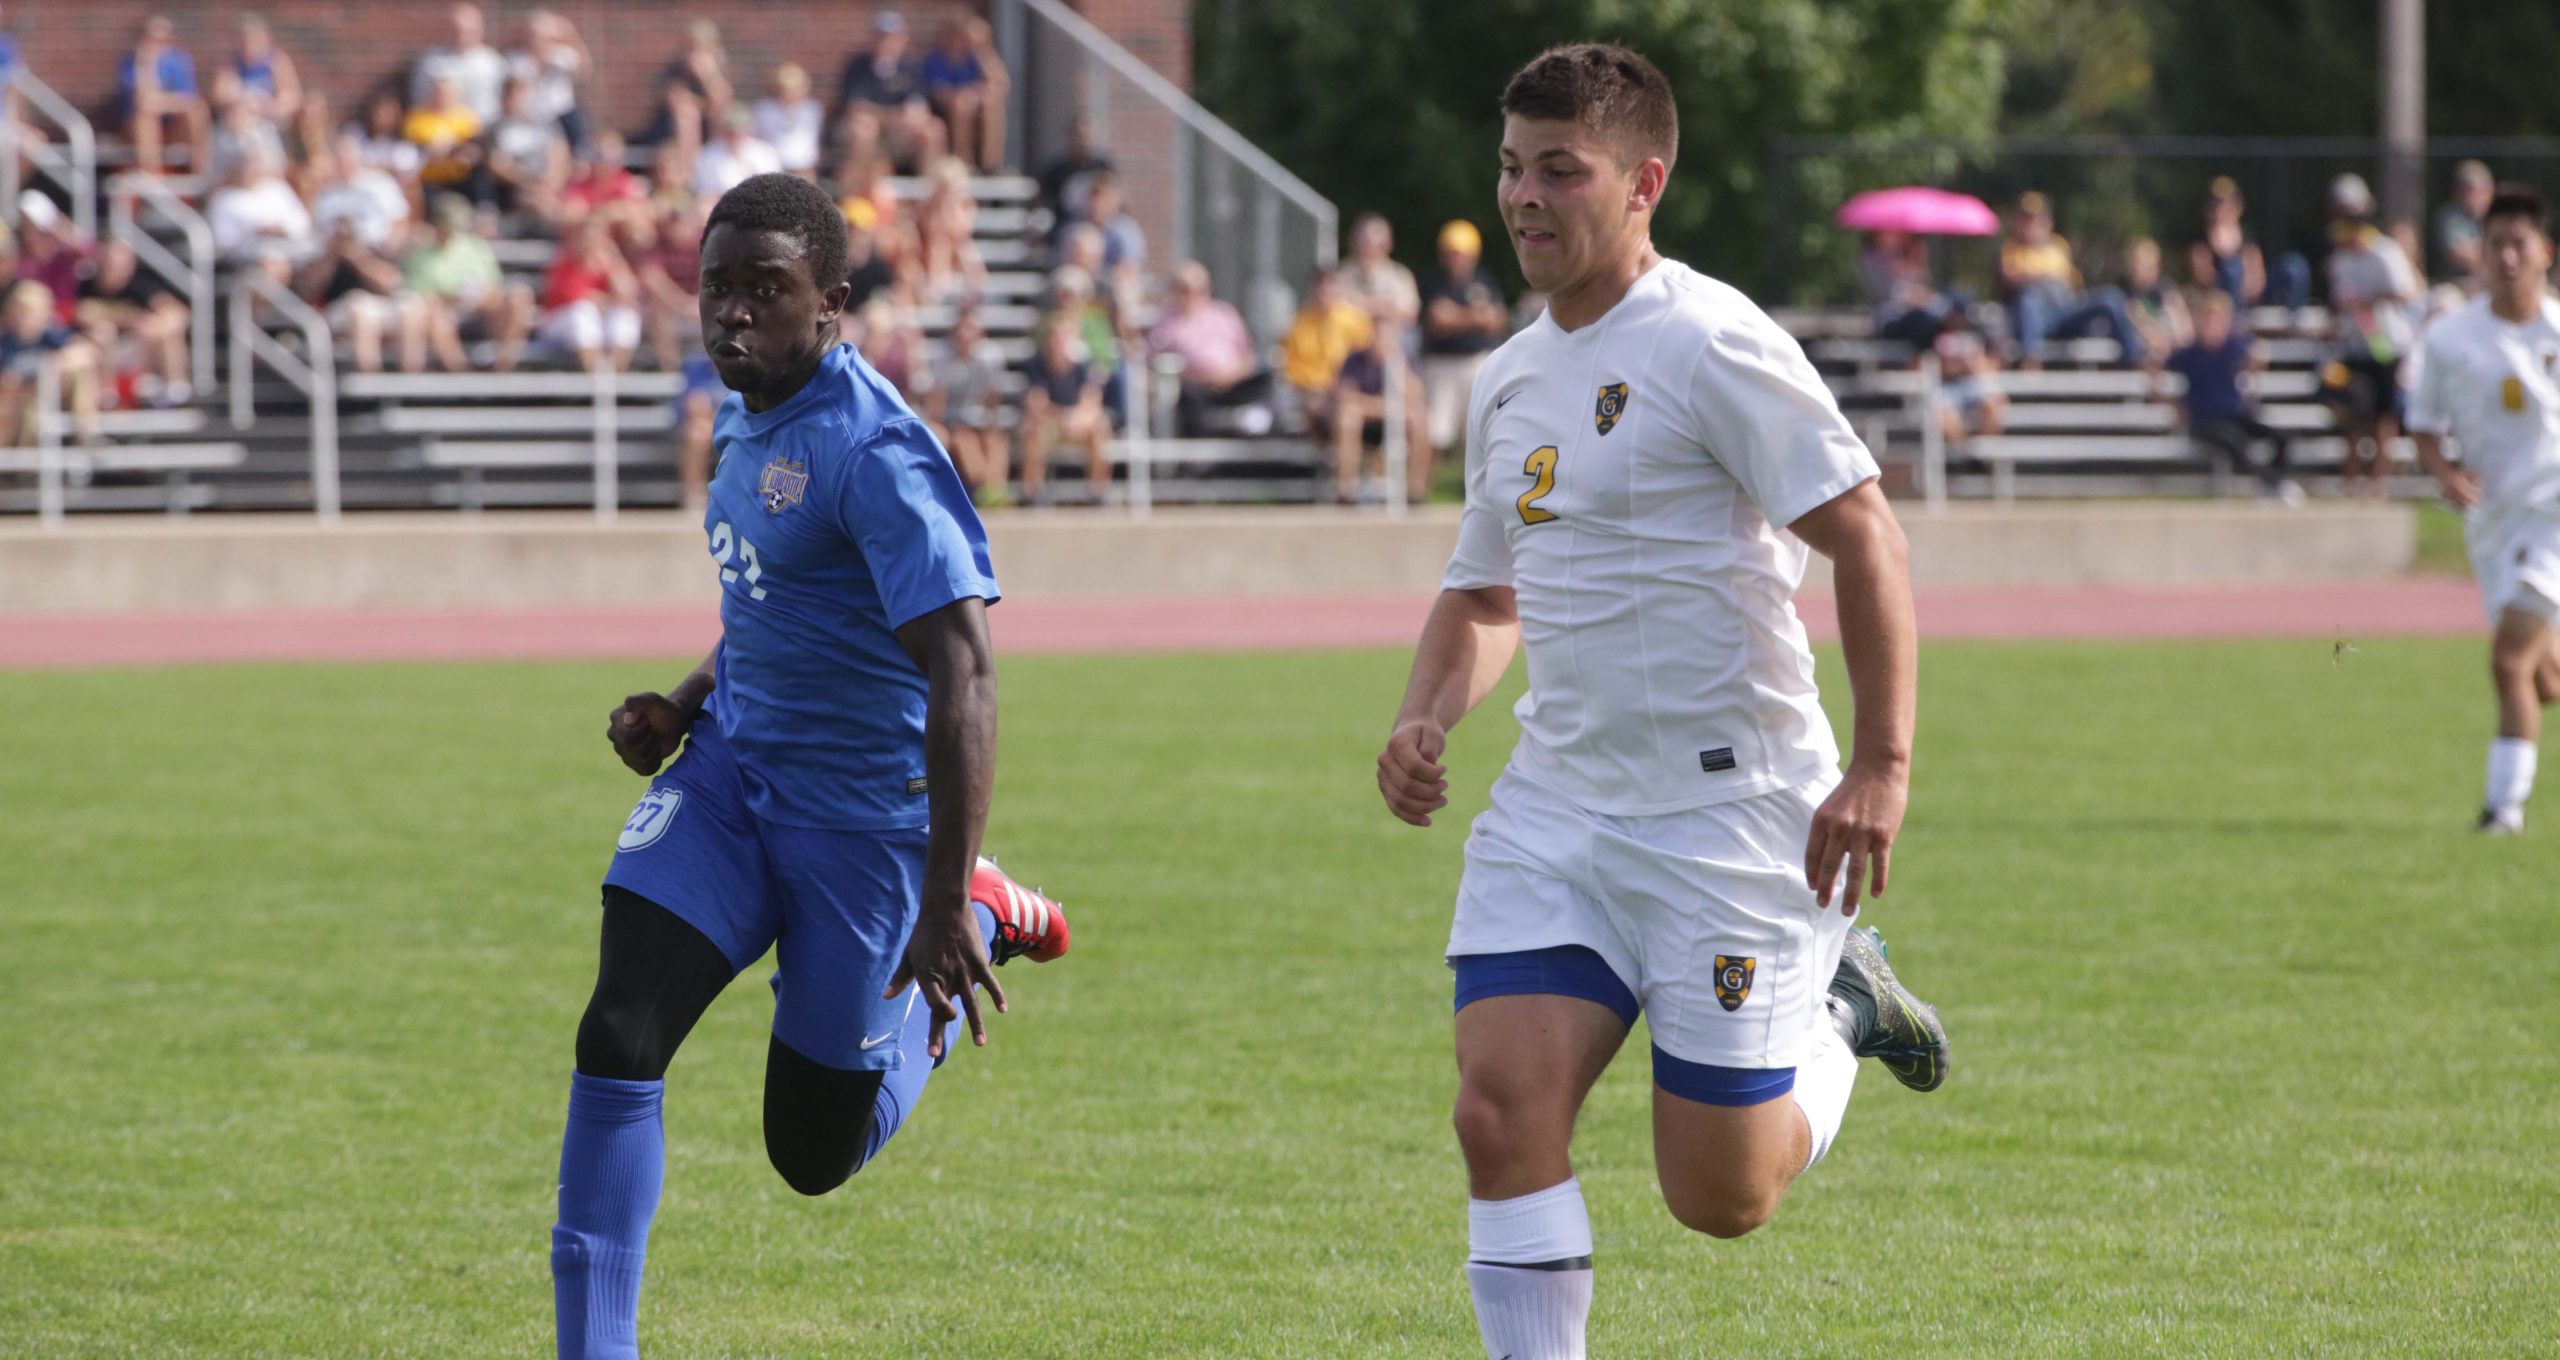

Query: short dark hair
left=706, top=172, right=850, bottom=290
left=2484, top=183, right=2550, bottom=236
left=1500, top=43, right=1678, bottom=173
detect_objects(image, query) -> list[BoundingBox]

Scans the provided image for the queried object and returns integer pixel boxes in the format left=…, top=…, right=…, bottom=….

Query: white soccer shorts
left=1447, top=764, right=1853, bottom=1073
left=2470, top=506, right=2560, bottom=625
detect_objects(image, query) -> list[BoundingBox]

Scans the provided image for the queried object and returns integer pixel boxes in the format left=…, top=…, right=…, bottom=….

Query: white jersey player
left=2410, top=183, right=2560, bottom=834
left=1373, top=44, right=1948, bottom=1360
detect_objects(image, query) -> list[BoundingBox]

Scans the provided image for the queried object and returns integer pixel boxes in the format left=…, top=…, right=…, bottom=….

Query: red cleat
left=972, top=857, right=1070, bottom=964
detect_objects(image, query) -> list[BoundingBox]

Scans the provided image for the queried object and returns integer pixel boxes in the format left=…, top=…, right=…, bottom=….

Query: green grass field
left=4, top=639, right=2555, bottom=1358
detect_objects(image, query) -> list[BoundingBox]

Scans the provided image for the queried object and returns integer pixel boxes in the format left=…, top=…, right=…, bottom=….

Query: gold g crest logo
left=1594, top=382, right=1630, bottom=435
left=1713, top=954, right=1756, bottom=1012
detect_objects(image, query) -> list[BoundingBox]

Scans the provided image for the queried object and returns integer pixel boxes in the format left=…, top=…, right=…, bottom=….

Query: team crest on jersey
left=1713, top=955, right=1756, bottom=1012
left=1594, top=382, right=1631, bottom=435
left=758, top=457, right=808, bottom=514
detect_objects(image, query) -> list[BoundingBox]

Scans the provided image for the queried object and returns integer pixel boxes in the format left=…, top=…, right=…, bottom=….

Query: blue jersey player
left=549, top=174, right=1071, bottom=1360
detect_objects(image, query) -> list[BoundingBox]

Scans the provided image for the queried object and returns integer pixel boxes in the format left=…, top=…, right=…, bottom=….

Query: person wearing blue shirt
left=2160, top=289, right=2299, bottom=502
left=116, top=14, right=210, bottom=175
left=549, top=174, right=1072, bottom=1360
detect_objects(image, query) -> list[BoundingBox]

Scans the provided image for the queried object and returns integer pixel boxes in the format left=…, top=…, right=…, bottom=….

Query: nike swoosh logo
left=859, top=1029, right=897, bottom=1051
left=1495, top=391, right=1519, bottom=408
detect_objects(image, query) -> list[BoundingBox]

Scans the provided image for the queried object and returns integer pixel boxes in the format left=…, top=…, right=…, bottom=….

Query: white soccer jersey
left=2408, top=294, right=2560, bottom=531
left=1442, top=259, right=1879, bottom=815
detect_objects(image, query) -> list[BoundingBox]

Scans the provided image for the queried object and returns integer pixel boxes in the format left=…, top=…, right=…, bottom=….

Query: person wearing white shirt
left=309, top=133, right=411, bottom=252
left=751, top=63, right=825, bottom=176
left=2410, top=184, right=2560, bottom=834
left=1372, top=45, right=1946, bottom=1360
left=411, top=1, right=510, bottom=126
left=207, top=150, right=314, bottom=276
left=692, top=108, right=782, bottom=200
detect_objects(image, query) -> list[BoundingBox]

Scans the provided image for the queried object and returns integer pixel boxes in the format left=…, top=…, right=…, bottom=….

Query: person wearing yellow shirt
left=1999, top=190, right=2141, bottom=369
left=1284, top=263, right=1372, bottom=431
left=404, top=76, right=485, bottom=190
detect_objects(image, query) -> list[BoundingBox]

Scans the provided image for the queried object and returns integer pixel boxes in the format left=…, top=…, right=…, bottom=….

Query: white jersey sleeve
left=1682, top=309, right=1881, bottom=529
left=1441, top=355, right=1516, bottom=591
left=2407, top=322, right=2454, bottom=436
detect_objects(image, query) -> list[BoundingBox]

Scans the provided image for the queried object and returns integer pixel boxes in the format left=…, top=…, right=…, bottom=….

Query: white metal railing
left=1003, top=0, right=1337, bottom=342
left=0, top=70, right=97, bottom=239
left=230, top=271, right=340, bottom=523
left=108, top=172, right=218, bottom=397
left=32, top=352, right=64, bottom=525
left=339, top=367, right=660, bottom=520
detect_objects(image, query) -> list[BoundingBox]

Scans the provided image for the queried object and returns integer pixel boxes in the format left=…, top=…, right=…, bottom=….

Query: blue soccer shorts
left=602, top=720, right=928, bottom=1072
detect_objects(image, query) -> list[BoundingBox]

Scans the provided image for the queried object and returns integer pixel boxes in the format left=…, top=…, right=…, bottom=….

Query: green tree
left=1193, top=0, right=2032, bottom=298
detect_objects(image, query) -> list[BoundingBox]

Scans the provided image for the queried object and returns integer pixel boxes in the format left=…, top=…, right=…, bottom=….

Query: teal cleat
left=1826, top=926, right=1949, bottom=1093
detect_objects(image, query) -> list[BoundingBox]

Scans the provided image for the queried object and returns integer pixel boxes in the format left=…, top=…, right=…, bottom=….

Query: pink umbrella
left=1834, top=187, right=2000, bottom=237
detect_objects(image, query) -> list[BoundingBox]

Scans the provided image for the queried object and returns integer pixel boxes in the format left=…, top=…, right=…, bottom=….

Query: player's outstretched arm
left=2411, top=433, right=2479, bottom=508
left=606, top=645, right=718, bottom=776
left=1378, top=586, right=1521, bottom=827
left=1790, top=482, right=1915, bottom=913
left=890, top=597, right=1003, bottom=1059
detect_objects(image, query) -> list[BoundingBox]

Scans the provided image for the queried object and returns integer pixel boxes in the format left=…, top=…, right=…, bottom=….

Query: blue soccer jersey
left=700, top=343, right=998, bottom=829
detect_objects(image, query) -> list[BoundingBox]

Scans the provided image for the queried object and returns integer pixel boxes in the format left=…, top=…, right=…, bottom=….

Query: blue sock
left=858, top=902, right=997, bottom=1168
left=551, top=1073, right=664, bottom=1360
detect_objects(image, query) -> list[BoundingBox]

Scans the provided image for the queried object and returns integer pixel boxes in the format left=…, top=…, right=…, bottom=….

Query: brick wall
left=6, top=0, right=1188, bottom=140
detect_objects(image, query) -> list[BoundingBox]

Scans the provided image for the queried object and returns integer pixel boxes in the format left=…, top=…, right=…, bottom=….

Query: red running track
left=0, top=581, right=2484, bottom=670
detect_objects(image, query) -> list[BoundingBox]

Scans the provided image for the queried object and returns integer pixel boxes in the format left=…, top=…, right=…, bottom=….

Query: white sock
left=1466, top=1177, right=1593, bottom=1360
left=2487, top=737, right=2538, bottom=824
left=1794, top=1004, right=1861, bottom=1172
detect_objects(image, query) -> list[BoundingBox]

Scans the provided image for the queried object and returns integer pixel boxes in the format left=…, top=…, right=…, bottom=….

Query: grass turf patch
left=1, top=638, right=2551, bottom=1357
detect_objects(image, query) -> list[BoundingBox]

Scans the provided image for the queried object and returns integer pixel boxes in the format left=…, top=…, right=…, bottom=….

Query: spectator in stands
left=207, top=148, right=313, bottom=281
left=1038, top=261, right=1124, bottom=424
left=1999, top=190, right=2142, bottom=368
left=1929, top=303, right=2005, bottom=448
left=630, top=200, right=705, bottom=373
left=1330, top=320, right=1425, bottom=505
left=646, top=142, right=695, bottom=221
left=1419, top=219, right=1507, bottom=495
left=1343, top=213, right=1420, bottom=352
left=1151, top=260, right=1272, bottom=437
left=76, top=237, right=191, bottom=406
left=14, top=192, right=88, bottom=324
left=486, top=76, right=570, bottom=224
left=918, top=304, right=1008, bottom=494
left=1862, top=229, right=1949, bottom=348
left=0, top=278, right=97, bottom=444
left=1055, top=222, right=1132, bottom=354
left=1281, top=263, right=1370, bottom=432
left=1019, top=294, right=1111, bottom=504
left=309, top=133, right=410, bottom=252
left=510, top=9, right=590, bottom=152
left=2122, top=237, right=2192, bottom=359
left=1037, top=118, right=1114, bottom=225
left=538, top=217, right=642, bottom=373
left=915, top=155, right=986, bottom=303
left=692, top=106, right=782, bottom=202
left=2318, top=172, right=2421, bottom=499
left=753, top=63, right=825, bottom=179
left=841, top=211, right=896, bottom=312
left=412, top=1, right=507, bottom=126
left=853, top=290, right=926, bottom=397
left=923, top=16, right=1007, bottom=173
left=295, top=216, right=425, bottom=374
left=835, top=11, right=944, bottom=174
left=638, top=20, right=733, bottom=151
left=2187, top=176, right=2310, bottom=314
left=119, top=14, right=211, bottom=177
left=561, top=131, right=646, bottom=227
left=835, top=154, right=905, bottom=263
left=2435, top=160, right=2494, bottom=289
left=2158, top=288, right=2299, bottom=505
left=404, top=193, right=531, bottom=371
left=204, top=68, right=286, bottom=189
left=228, top=14, right=302, bottom=128
left=350, top=88, right=425, bottom=185
left=405, top=75, right=485, bottom=196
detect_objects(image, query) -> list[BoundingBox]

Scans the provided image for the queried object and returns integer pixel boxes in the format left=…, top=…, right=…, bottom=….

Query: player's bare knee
left=1451, top=1084, right=1550, bottom=1171
left=1664, top=1182, right=1779, bottom=1240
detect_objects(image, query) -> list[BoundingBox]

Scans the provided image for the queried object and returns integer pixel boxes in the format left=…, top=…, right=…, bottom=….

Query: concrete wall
left=0, top=503, right=2416, bottom=615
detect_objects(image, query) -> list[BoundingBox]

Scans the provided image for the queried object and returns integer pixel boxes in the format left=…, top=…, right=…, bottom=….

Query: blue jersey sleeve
left=835, top=419, right=999, bottom=630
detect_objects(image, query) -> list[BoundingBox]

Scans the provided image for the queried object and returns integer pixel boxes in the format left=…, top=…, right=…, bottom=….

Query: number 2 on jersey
left=1517, top=445, right=1561, bottom=525
left=708, top=520, right=769, bottom=600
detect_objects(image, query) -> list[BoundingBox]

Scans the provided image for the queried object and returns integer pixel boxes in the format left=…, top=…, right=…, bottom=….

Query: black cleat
left=2476, top=809, right=2522, bottom=837
left=1827, top=926, right=1949, bottom=1093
